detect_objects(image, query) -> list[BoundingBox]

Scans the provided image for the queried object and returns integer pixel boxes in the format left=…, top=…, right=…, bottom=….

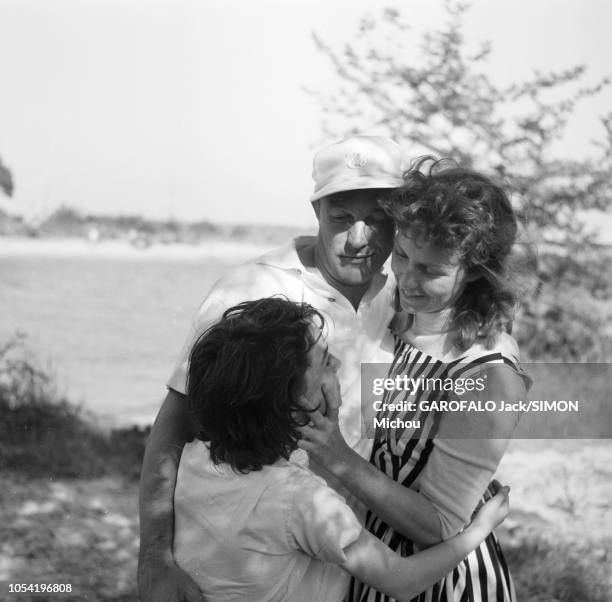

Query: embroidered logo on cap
left=344, top=151, right=368, bottom=169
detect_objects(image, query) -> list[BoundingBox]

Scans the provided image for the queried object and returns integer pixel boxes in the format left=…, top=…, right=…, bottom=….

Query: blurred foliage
left=0, top=334, right=149, bottom=480
left=0, top=156, right=13, bottom=197
left=37, top=205, right=85, bottom=237
left=310, top=0, right=612, bottom=361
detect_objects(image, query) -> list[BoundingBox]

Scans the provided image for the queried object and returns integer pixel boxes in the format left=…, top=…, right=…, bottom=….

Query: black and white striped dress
left=349, top=337, right=524, bottom=602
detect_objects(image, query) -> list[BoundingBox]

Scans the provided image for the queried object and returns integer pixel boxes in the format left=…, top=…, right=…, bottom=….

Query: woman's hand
left=468, top=479, right=510, bottom=537
left=298, top=383, right=354, bottom=474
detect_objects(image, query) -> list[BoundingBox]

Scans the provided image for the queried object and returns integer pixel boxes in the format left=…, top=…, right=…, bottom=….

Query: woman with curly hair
left=300, top=158, right=532, bottom=601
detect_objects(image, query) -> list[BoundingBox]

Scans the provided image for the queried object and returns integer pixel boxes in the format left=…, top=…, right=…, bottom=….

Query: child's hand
left=469, top=480, right=510, bottom=535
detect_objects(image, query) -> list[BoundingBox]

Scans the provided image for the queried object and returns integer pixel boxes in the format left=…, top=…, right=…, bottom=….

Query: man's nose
left=347, top=220, right=369, bottom=248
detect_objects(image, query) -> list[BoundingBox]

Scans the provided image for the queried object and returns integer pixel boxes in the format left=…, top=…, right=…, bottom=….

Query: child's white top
left=174, top=440, right=362, bottom=601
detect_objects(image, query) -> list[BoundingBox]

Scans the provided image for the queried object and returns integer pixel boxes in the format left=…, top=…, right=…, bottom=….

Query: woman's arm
left=341, top=485, right=510, bottom=601
left=299, top=365, right=525, bottom=546
left=416, top=363, right=525, bottom=537
left=137, top=389, right=204, bottom=602
left=299, top=385, right=444, bottom=547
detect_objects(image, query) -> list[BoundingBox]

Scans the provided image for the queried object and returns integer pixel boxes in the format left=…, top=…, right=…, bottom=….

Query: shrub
left=0, top=334, right=149, bottom=480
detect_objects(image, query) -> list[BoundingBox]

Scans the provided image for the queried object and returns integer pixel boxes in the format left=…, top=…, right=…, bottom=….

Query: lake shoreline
left=0, top=235, right=274, bottom=261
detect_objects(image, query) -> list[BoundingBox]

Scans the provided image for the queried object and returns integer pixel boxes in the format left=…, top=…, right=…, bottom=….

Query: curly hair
left=381, top=157, right=524, bottom=350
left=186, top=297, right=323, bottom=473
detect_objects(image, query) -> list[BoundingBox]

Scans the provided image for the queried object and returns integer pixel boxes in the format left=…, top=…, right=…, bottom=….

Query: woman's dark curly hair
left=382, top=156, right=524, bottom=350
left=186, top=297, right=323, bottom=473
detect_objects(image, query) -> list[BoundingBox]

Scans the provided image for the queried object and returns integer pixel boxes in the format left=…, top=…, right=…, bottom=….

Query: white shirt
left=174, top=441, right=363, bottom=602
left=167, top=236, right=396, bottom=458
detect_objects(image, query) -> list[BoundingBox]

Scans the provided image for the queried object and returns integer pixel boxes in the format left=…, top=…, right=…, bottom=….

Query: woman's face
left=392, top=231, right=469, bottom=314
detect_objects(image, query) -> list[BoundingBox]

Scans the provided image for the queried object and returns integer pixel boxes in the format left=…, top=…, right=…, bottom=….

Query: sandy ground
left=496, top=439, right=612, bottom=599
left=1, top=440, right=611, bottom=601
left=0, top=473, right=139, bottom=601
left=498, top=440, right=612, bottom=542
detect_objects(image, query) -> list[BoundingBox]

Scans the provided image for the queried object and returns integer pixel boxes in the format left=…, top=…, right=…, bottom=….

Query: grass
left=504, top=531, right=612, bottom=601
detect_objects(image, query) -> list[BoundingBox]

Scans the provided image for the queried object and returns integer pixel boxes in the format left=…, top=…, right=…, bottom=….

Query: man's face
left=315, top=191, right=394, bottom=288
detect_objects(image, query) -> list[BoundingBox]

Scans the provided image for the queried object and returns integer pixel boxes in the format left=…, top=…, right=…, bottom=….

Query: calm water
left=1, top=252, right=248, bottom=426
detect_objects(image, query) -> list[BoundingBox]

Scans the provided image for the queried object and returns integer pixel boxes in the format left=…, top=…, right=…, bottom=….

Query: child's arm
left=340, top=486, right=509, bottom=602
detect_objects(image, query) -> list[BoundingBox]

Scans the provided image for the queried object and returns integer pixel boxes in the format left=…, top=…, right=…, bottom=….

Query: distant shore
left=0, top=236, right=274, bottom=261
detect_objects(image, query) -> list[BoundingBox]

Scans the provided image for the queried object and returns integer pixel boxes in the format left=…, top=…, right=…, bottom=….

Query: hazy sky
left=1, top=0, right=611, bottom=228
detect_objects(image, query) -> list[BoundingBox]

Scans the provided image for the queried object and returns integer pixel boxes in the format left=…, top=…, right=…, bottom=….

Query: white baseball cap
left=311, top=135, right=404, bottom=202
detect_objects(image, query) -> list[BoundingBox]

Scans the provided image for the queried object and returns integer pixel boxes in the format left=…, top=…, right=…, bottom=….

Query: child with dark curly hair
left=173, top=297, right=510, bottom=602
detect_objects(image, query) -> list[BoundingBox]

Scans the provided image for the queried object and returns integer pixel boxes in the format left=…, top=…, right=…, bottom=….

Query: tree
left=0, top=156, right=13, bottom=197
left=309, top=0, right=612, bottom=361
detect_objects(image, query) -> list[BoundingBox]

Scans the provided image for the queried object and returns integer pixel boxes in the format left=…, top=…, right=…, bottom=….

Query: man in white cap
left=138, top=136, right=404, bottom=601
